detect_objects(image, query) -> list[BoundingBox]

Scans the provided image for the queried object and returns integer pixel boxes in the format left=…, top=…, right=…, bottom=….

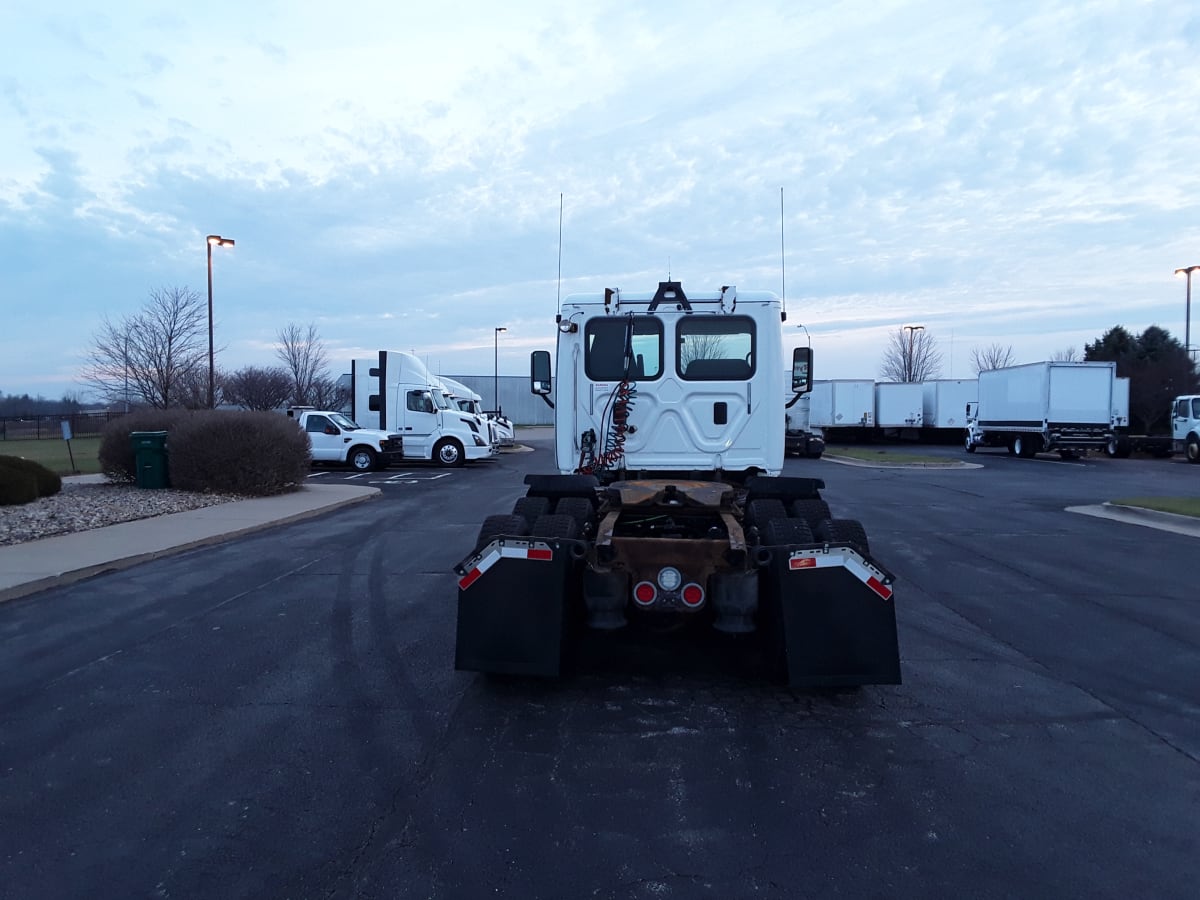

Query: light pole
left=206, top=234, right=236, bottom=408
left=901, top=324, right=925, bottom=383
left=494, top=327, right=507, bottom=411
left=1175, top=265, right=1199, bottom=361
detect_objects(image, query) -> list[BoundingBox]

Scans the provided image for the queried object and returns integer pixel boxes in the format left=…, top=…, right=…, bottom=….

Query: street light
left=206, top=234, right=236, bottom=408
left=494, top=327, right=507, bottom=411
left=1175, top=265, right=1199, bottom=360
left=901, top=324, right=925, bottom=383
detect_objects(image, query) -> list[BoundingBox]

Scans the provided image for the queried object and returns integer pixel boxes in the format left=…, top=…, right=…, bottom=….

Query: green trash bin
left=130, top=431, right=169, bottom=489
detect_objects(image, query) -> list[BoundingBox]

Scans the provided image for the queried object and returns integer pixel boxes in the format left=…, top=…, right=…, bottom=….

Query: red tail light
left=681, top=583, right=705, bottom=608
left=633, top=581, right=657, bottom=606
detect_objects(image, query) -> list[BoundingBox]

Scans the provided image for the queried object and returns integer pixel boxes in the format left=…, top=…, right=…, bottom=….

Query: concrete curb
left=1066, top=503, right=1200, bottom=539
left=0, top=485, right=380, bottom=604
left=821, top=454, right=982, bottom=470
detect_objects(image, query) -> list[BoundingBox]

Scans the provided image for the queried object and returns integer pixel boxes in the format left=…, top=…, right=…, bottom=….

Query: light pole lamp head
left=207, top=234, right=235, bottom=248
left=495, top=326, right=507, bottom=334
left=1175, top=265, right=1200, bottom=278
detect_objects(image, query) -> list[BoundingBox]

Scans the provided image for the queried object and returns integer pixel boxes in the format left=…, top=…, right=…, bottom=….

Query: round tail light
left=633, top=581, right=657, bottom=606
left=681, top=583, right=705, bottom=608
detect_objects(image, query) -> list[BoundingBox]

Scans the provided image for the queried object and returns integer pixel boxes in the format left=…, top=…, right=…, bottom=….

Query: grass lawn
left=0, top=437, right=102, bottom=475
left=825, top=445, right=956, bottom=465
left=1111, top=497, right=1200, bottom=518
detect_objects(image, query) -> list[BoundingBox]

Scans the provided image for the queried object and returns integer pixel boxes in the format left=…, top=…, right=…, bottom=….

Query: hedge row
left=99, top=410, right=311, bottom=497
left=0, top=455, right=63, bottom=506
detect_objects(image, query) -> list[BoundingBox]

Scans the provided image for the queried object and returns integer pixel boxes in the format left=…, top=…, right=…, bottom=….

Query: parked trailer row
left=806, top=378, right=978, bottom=440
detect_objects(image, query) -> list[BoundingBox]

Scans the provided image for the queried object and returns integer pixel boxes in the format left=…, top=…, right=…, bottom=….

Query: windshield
left=432, top=390, right=450, bottom=410
left=328, top=413, right=361, bottom=430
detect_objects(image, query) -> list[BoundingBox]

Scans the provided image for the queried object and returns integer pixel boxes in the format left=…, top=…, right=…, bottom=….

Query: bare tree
left=223, top=366, right=293, bottom=410
left=1050, top=346, right=1080, bottom=362
left=309, top=375, right=350, bottom=412
left=880, top=327, right=943, bottom=382
left=82, top=286, right=208, bottom=408
left=276, top=322, right=329, bottom=406
left=970, top=342, right=1016, bottom=373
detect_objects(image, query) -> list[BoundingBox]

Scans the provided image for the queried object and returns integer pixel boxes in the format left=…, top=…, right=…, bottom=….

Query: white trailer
left=922, top=379, right=977, bottom=431
left=874, top=382, right=924, bottom=431
left=808, top=379, right=874, bottom=438
left=965, top=361, right=1116, bottom=458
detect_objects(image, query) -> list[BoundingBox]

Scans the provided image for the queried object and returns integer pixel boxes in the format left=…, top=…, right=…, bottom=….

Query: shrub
left=0, top=455, right=62, bottom=497
left=98, top=409, right=194, bottom=481
left=168, top=410, right=310, bottom=496
left=0, top=466, right=40, bottom=506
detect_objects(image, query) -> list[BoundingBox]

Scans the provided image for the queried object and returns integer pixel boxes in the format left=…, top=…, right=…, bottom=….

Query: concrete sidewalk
left=0, top=483, right=379, bottom=603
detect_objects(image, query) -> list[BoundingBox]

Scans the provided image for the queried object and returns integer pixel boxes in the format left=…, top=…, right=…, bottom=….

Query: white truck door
left=304, top=413, right=344, bottom=462
left=1173, top=396, right=1199, bottom=443
left=399, top=388, right=439, bottom=458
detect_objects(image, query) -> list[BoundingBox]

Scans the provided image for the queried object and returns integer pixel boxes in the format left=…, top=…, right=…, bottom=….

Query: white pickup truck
left=286, top=407, right=404, bottom=472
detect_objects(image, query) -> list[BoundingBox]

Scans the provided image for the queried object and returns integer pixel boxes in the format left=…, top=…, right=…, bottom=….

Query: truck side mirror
left=531, top=350, right=552, bottom=396
left=791, top=346, right=813, bottom=394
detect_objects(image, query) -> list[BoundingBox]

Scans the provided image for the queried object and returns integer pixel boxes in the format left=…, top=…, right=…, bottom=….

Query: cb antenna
left=556, top=193, right=563, bottom=317
left=780, top=186, right=787, bottom=319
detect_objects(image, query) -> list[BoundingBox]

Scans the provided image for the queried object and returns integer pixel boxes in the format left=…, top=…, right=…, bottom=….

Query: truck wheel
left=763, top=517, right=813, bottom=546
left=789, top=498, right=831, bottom=529
left=530, top=514, right=579, bottom=539
left=964, top=434, right=976, bottom=453
left=554, top=496, right=595, bottom=532
left=747, top=498, right=788, bottom=528
left=434, top=438, right=465, bottom=467
left=816, top=518, right=870, bottom=554
left=1188, top=436, right=1200, bottom=464
left=1105, top=437, right=1119, bottom=458
left=1013, top=436, right=1026, bottom=458
left=349, top=447, right=377, bottom=472
left=475, top=514, right=529, bottom=550
left=512, top=496, right=551, bottom=528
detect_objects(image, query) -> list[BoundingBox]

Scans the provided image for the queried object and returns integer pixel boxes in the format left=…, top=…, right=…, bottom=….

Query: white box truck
left=350, top=351, right=499, bottom=467
left=874, top=382, right=924, bottom=431
left=922, top=379, right=977, bottom=432
left=964, top=361, right=1116, bottom=458
left=1106, top=377, right=1173, bottom=457
left=808, top=379, right=874, bottom=439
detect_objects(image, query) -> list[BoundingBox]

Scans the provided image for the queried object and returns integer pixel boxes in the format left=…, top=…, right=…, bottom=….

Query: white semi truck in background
left=350, top=351, right=498, bottom=467
left=964, top=360, right=1117, bottom=458
left=453, top=281, right=900, bottom=687
left=439, top=375, right=516, bottom=447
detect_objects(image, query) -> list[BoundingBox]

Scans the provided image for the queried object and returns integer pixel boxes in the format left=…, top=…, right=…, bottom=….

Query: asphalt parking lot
left=1, top=435, right=1197, bottom=898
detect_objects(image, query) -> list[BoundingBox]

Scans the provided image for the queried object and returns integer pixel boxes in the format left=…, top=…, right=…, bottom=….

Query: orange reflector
left=789, top=557, right=817, bottom=570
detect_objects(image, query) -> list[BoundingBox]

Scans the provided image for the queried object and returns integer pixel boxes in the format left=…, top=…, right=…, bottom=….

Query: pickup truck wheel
left=1188, top=436, right=1200, bottom=464
left=434, top=438, right=465, bottom=467
left=349, top=447, right=377, bottom=472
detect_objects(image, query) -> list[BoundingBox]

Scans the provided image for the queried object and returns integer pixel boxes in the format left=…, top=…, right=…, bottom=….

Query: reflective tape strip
left=458, top=541, right=554, bottom=590
left=787, top=548, right=894, bottom=602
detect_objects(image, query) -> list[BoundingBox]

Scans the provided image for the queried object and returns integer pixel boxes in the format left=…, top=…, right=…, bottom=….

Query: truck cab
left=1172, top=395, right=1200, bottom=462
left=534, top=282, right=795, bottom=480
left=350, top=351, right=498, bottom=467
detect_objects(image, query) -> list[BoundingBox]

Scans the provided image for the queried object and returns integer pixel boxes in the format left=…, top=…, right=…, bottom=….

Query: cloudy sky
left=4, top=0, right=1200, bottom=401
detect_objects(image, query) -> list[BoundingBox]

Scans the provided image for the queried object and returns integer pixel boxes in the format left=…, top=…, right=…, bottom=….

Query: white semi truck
left=350, top=351, right=498, bottom=467
left=964, top=360, right=1117, bottom=458
left=439, top=375, right=516, bottom=447
left=453, top=282, right=900, bottom=687
left=1172, top=394, right=1200, bottom=462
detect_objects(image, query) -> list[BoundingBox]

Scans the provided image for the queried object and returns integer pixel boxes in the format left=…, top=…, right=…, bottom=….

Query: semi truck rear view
left=453, top=282, right=900, bottom=687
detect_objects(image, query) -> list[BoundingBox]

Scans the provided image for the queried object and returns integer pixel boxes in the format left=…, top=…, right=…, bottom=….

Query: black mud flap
left=454, top=537, right=584, bottom=677
left=760, top=545, right=901, bottom=687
